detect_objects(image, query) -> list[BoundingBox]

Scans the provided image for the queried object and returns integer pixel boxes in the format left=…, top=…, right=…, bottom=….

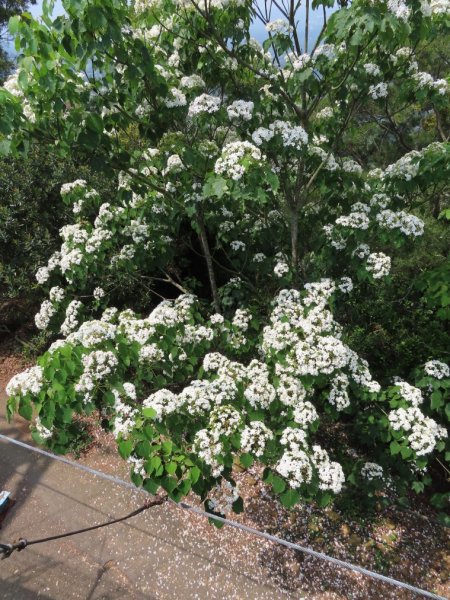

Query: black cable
left=0, top=496, right=166, bottom=560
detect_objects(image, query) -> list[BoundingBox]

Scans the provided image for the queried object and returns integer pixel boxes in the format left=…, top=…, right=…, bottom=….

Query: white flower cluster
left=6, top=366, right=44, bottom=397
left=328, top=373, right=350, bottom=411
left=35, top=416, right=54, bottom=440
left=230, top=240, right=246, bottom=251
left=384, top=151, right=420, bottom=180
left=339, top=277, right=353, bottom=294
left=240, top=421, right=274, bottom=457
left=424, top=360, right=449, bottom=379
left=291, top=53, right=311, bottom=71
left=67, top=319, right=116, bottom=347
left=389, top=406, right=447, bottom=455
left=61, top=300, right=83, bottom=336
left=179, top=377, right=237, bottom=415
left=361, top=462, right=384, bottom=480
left=277, top=429, right=345, bottom=493
left=3, top=71, right=36, bottom=121
left=413, top=72, right=448, bottom=95
left=227, top=100, right=254, bottom=121
left=215, top=141, right=262, bottom=180
left=244, top=360, right=276, bottom=409
left=194, top=428, right=224, bottom=477
left=252, top=120, right=308, bottom=150
left=127, top=455, right=146, bottom=477
left=369, top=82, right=388, bottom=99
left=274, top=260, right=289, bottom=277
left=49, top=286, right=65, bottom=302
left=364, top=63, right=381, bottom=77
left=376, top=210, right=424, bottom=236
left=394, top=379, right=423, bottom=406
left=143, top=388, right=180, bottom=421
left=113, top=384, right=138, bottom=439
left=165, top=87, right=187, bottom=108
left=35, top=300, right=56, bottom=330
left=180, top=74, right=205, bottom=89
left=75, top=350, right=118, bottom=402
left=60, top=180, right=87, bottom=196
left=265, top=19, right=292, bottom=34
left=139, top=343, right=164, bottom=364
left=387, top=0, right=411, bottom=20
left=188, top=93, right=221, bottom=116
left=316, top=107, right=333, bottom=119
left=335, top=211, right=370, bottom=230
left=366, top=252, right=391, bottom=279
left=262, top=285, right=380, bottom=394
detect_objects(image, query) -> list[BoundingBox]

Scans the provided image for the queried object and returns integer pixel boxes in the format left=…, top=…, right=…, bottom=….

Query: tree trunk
left=196, top=214, right=221, bottom=313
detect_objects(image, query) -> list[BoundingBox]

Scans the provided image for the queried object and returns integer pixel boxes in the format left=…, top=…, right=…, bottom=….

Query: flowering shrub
left=2, top=0, right=449, bottom=514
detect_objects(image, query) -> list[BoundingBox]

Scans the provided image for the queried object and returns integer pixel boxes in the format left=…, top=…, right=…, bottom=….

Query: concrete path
left=0, top=391, right=295, bottom=600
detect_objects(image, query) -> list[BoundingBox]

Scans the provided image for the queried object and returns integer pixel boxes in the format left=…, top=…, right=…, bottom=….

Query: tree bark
left=196, top=214, right=221, bottom=313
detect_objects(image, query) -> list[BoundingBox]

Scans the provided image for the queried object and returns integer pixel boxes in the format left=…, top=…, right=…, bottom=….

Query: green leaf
left=390, top=440, right=401, bottom=456
left=280, top=488, right=300, bottom=508
left=150, top=455, right=162, bottom=470
left=240, top=453, right=253, bottom=468
left=143, top=407, right=157, bottom=419
left=271, top=475, right=286, bottom=494
left=165, top=461, right=177, bottom=475
left=143, top=479, right=159, bottom=495
left=318, top=492, right=333, bottom=508
left=400, top=446, right=412, bottom=459
left=118, top=438, right=133, bottom=459
left=411, top=481, right=424, bottom=494
left=190, top=466, right=201, bottom=484
left=203, top=176, right=228, bottom=199
left=19, top=398, right=33, bottom=421
left=431, top=391, right=443, bottom=410
left=161, top=476, right=178, bottom=493
left=162, top=440, right=173, bottom=454
left=232, top=496, right=244, bottom=514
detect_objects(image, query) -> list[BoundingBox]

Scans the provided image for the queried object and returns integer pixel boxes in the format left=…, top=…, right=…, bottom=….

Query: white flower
left=6, top=366, right=44, bottom=397
left=60, top=180, right=87, bottom=196
left=369, top=82, right=388, bottom=99
left=230, top=240, right=246, bottom=251
left=274, top=261, right=289, bottom=277
left=165, top=87, right=187, bottom=108
left=276, top=450, right=313, bottom=488
left=215, top=141, right=262, bottom=180
left=93, top=287, right=106, bottom=299
left=292, top=401, right=318, bottom=428
left=49, top=286, right=65, bottom=302
left=240, top=421, right=274, bottom=457
left=35, top=417, right=54, bottom=440
left=424, top=360, right=449, bottom=379
left=366, top=252, right=391, bottom=279
left=387, top=0, right=411, bottom=20
left=227, top=100, right=254, bottom=121
left=188, top=93, right=221, bottom=116
left=364, top=63, right=381, bottom=77
left=180, top=74, right=205, bottom=89
left=361, top=462, right=384, bottom=480
left=210, top=313, right=224, bottom=325
left=35, top=300, right=56, bottom=330
left=265, top=19, right=292, bottom=34
left=338, top=277, right=353, bottom=294
left=143, top=389, right=180, bottom=421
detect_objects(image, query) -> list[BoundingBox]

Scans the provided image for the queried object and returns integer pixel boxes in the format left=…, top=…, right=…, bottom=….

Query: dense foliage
left=1, top=0, right=449, bottom=518
left=0, top=145, right=117, bottom=299
left=0, top=0, right=35, bottom=80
